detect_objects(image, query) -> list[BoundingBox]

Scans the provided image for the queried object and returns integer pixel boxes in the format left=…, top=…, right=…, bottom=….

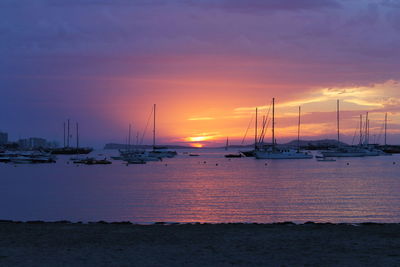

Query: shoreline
left=1, top=219, right=399, bottom=225
left=1, top=221, right=399, bottom=266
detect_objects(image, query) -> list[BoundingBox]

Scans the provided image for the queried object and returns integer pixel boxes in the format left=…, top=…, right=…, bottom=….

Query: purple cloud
left=186, top=0, right=341, bottom=11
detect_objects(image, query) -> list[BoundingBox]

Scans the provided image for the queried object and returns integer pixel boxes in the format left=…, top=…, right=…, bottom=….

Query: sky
left=1, top=0, right=400, bottom=147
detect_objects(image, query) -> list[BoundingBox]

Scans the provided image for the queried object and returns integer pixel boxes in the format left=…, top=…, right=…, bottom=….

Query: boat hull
left=51, top=148, right=93, bottom=155
left=240, top=150, right=255, bottom=157
left=321, top=152, right=366, bottom=157
left=255, top=151, right=313, bottom=159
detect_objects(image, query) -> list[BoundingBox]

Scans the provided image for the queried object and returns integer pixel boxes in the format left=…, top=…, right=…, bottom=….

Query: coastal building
left=0, top=132, right=9, bottom=145
left=18, top=137, right=48, bottom=149
left=18, top=138, right=30, bottom=149
left=29, top=138, right=47, bottom=149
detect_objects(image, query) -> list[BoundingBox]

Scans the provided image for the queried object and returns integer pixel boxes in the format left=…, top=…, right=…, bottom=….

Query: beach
left=0, top=221, right=399, bottom=266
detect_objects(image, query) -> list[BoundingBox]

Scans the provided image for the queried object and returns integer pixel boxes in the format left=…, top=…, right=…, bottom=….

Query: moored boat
left=255, top=99, right=313, bottom=160
left=255, top=148, right=313, bottom=159
left=320, top=100, right=366, bottom=158
left=321, top=147, right=366, bottom=157
left=225, top=154, right=243, bottom=158
left=73, top=157, right=112, bottom=165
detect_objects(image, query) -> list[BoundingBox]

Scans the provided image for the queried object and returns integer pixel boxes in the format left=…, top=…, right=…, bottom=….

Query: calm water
left=0, top=149, right=399, bottom=223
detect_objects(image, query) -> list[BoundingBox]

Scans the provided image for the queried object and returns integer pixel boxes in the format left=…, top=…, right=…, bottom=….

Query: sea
left=0, top=148, right=399, bottom=224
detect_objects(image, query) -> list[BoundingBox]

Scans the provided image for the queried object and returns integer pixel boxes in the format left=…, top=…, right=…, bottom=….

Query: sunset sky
left=1, top=0, right=400, bottom=147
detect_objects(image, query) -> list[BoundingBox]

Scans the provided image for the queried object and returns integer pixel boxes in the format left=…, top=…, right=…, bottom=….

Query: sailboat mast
left=128, top=124, right=131, bottom=151
left=297, top=106, right=301, bottom=152
left=63, top=122, right=66, bottom=148
left=365, top=112, right=369, bottom=145
left=67, top=119, right=70, bottom=148
left=225, top=137, right=229, bottom=151
left=153, top=104, right=156, bottom=150
left=337, top=100, right=340, bottom=147
left=76, top=122, right=79, bottom=150
left=272, top=98, right=275, bottom=149
left=255, top=107, right=258, bottom=150
left=384, top=112, right=387, bottom=146
left=359, top=114, right=362, bottom=145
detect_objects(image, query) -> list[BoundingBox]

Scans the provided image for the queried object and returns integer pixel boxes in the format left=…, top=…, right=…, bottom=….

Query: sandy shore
left=0, top=221, right=399, bottom=266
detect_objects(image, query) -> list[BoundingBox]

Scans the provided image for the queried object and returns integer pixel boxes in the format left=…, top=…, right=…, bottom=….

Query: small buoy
left=347, top=163, right=350, bottom=165
left=393, top=162, right=396, bottom=165
left=216, top=163, right=218, bottom=166
left=265, top=162, right=268, bottom=166
left=165, top=164, right=168, bottom=166
left=204, top=161, right=206, bottom=164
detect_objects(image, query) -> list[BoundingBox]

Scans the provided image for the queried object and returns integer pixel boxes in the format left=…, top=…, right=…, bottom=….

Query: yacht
left=320, top=100, right=366, bottom=158
left=255, top=99, right=313, bottom=160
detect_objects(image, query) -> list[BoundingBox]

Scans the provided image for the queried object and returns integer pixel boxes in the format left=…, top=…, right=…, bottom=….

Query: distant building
left=18, top=138, right=30, bottom=149
left=0, top=132, right=8, bottom=145
left=18, top=137, right=48, bottom=149
left=47, top=141, right=59, bottom=148
left=29, top=138, right=47, bottom=149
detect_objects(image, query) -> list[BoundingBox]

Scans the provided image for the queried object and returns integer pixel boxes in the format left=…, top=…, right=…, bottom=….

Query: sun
left=191, top=143, right=203, bottom=148
left=185, top=136, right=213, bottom=142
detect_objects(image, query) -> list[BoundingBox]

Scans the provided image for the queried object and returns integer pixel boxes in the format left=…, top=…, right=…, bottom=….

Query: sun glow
left=185, top=136, right=214, bottom=142
left=191, top=143, right=203, bottom=148
left=188, top=117, right=215, bottom=121
left=108, top=76, right=399, bottom=146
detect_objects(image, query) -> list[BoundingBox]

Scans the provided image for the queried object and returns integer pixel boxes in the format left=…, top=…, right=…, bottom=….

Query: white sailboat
left=321, top=100, right=366, bottom=157
left=255, top=99, right=313, bottom=159
left=120, top=123, right=162, bottom=163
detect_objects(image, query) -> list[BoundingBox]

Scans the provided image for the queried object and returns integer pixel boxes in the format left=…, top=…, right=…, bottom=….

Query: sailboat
left=356, top=113, right=380, bottom=156
left=224, top=137, right=243, bottom=158
left=147, top=104, right=177, bottom=158
left=360, top=112, right=391, bottom=156
left=240, top=107, right=259, bottom=157
left=119, top=123, right=161, bottom=163
left=321, top=100, right=366, bottom=157
left=51, top=120, right=93, bottom=155
left=255, top=99, right=313, bottom=159
left=70, top=123, right=93, bottom=161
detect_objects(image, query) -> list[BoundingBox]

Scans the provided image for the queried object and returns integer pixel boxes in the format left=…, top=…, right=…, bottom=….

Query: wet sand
left=0, top=221, right=399, bottom=266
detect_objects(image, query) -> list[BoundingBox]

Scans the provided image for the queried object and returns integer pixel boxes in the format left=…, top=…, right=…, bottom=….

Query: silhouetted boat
left=126, top=158, right=146, bottom=164
left=240, top=108, right=259, bottom=157
left=0, top=150, right=56, bottom=164
left=240, top=150, right=256, bottom=157
left=52, top=120, right=93, bottom=155
left=255, top=99, right=313, bottom=159
left=382, top=145, right=400, bottom=154
left=150, top=104, right=177, bottom=158
left=51, top=147, right=93, bottom=155
left=256, top=148, right=313, bottom=159
left=317, top=158, right=336, bottom=162
left=321, top=100, right=366, bottom=158
left=225, top=154, right=243, bottom=158
left=321, top=147, right=366, bottom=157
left=73, top=157, right=111, bottom=165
